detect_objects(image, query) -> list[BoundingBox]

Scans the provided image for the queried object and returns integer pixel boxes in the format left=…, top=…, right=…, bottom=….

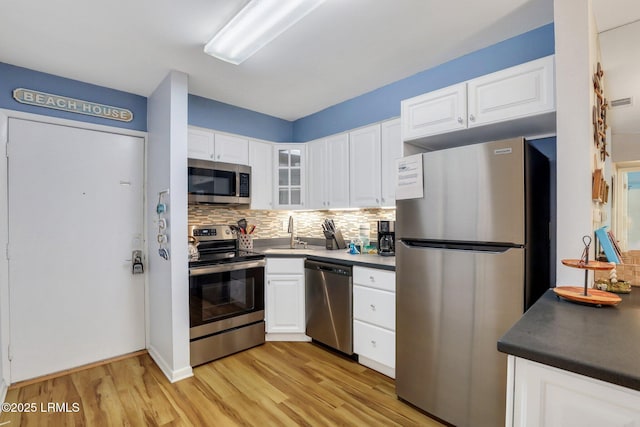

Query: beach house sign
left=13, top=88, right=133, bottom=122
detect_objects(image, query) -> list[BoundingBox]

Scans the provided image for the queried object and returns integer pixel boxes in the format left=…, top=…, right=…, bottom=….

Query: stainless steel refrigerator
left=396, top=137, right=550, bottom=427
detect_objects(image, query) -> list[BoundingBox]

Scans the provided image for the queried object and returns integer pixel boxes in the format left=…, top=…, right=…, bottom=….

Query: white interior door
left=7, top=118, right=145, bottom=382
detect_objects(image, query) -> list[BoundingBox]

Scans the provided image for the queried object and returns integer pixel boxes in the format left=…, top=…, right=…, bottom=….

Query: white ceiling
left=0, top=0, right=554, bottom=121
left=592, top=0, right=640, bottom=135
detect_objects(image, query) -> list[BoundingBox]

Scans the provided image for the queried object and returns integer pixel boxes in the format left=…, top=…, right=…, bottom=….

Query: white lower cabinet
left=508, top=356, right=640, bottom=427
left=354, top=321, right=395, bottom=371
left=265, top=258, right=309, bottom=341
left=353, top=266, right=396, bottom=378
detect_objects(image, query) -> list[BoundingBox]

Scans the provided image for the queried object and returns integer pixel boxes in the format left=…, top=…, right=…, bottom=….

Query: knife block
left=326, top=238, right=339, bottom=250
left=325, top=230, right=347, bottom=250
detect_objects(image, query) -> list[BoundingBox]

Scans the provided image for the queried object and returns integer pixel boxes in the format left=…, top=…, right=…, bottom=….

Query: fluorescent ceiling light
left=204, top=0, right=325, bottom=65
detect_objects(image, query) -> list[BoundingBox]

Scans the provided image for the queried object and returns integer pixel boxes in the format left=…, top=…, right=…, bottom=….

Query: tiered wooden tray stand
left=554, top=259, right=621, bottom=307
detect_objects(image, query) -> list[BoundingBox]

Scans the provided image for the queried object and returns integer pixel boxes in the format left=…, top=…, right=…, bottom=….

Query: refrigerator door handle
left=400, top=239, right=519, bottom=253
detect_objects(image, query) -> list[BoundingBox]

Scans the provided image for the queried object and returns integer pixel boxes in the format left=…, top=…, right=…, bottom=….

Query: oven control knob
left=225, top=229, right=231, bottom=235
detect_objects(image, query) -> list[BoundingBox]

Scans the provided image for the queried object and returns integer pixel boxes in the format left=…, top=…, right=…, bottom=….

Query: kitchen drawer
left=354, top=320, right=395, bottom=369
left=353, top=266, right=395, bottom=292
left=266, top=258, right=304, bottom=275
left=353, top=285, right=395, bottom=331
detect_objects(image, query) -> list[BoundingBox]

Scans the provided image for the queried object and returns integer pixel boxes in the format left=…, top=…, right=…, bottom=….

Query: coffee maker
left=377, top=220, right=395, bottom=256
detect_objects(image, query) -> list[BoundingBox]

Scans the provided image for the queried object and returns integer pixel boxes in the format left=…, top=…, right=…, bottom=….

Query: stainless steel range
left=188, top=224, right=265, bottom=366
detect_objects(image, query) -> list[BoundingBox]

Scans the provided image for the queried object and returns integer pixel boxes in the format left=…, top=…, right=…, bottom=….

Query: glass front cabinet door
left=274, top=144, right=306, bottom=209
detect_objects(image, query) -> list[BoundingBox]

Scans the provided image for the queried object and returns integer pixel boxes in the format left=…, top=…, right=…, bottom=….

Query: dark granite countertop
left=252, top=239, right=395, bottom=271
left=498, top=288, right=640, bottom=391
left=260, top=246, right=395, bottom=271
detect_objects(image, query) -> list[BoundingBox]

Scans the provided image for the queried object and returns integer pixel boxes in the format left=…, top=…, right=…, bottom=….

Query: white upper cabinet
left=187, top=127, right=249, bottom=165
left=213, top=133, right=249, bottom=165
left=187, top=128, right=215, bottom=160
left=467, top=55, right=555, bottom=127
left=401, top=55, right=555, bottom=145
left=307, top=134, right=349, bottom=209
left=380, top=119, right=403, bottom=207
left=248, top=140, right=273, bottom=210
left=306, top=138, right=326, bottom=210
left=325, top=133, right=350, bottom=208
left=401, top=83, right=467, bottom=141
left=350, top=124, right=382, bottom=208
left=274, top=144, right=306, bottom=209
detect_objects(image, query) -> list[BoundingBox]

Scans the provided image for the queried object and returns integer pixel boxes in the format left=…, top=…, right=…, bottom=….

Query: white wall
left=554, top=0, right=601, bottom=285
left=0, top=112, right=8, bottom=402
left=612, top=134, right=640, bottom=162
left=147, top=71, right=192, bottom=382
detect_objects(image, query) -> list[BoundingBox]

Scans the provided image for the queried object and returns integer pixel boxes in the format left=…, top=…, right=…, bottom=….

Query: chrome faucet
left=288, top=215, right=295, bottom=248
left=288, top=215, right=307, bottom=249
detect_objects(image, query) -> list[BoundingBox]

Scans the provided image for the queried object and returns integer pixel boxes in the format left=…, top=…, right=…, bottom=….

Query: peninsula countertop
left=498, top=288, right=640, bottom=392
left=257, top=245, right=395, bottom=271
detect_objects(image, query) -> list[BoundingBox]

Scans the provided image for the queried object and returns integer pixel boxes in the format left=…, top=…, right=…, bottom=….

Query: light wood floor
left=1, top=342, right=444, bottom=426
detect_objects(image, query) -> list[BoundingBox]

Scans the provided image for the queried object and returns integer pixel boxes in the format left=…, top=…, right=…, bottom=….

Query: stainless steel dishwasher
left=304, top=259, right=353, bottom=355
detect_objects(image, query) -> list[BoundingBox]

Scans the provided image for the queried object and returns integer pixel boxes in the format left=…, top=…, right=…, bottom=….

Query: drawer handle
left=369, top=276, right=375, bottom=282
left=371, top=340, right=377, bottom=347
left=370, top=304, right=376, bottom=311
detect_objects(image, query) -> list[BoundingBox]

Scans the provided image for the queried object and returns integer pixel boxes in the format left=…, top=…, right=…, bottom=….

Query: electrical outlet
left=282, top=220, right=289, bottom=232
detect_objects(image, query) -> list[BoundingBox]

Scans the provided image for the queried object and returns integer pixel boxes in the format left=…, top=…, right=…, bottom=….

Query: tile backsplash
left=188, top=206, right=396, bottom=242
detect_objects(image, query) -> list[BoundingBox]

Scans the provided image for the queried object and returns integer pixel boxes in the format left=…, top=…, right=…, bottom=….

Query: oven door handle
left=189, top=259, right=266, bottom=276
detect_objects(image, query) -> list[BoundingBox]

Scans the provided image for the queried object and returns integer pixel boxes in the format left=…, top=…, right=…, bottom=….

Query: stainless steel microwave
left=188, top=159, right=251, bottom=205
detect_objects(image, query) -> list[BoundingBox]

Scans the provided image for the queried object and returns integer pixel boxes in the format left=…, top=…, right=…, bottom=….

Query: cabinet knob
left=469, top=114, right=476, bottom=122
left=371, top=340, right=377, bottom=347
left=369, top=276, right=375, bottom=282
left=376, top=198, right=379, bottom=203
left=323, top=202, right=326, bottom=206
left=457, top=117, right=463, bottom=124
left=381, top=198, right=385, bottom=203
left=370, top=304, right=376, bottom=311
left=327, top=201, right=330, bottom=206
left=210, top=154, right=214, bottom=159
left=217, top=154, right=221, bottom=159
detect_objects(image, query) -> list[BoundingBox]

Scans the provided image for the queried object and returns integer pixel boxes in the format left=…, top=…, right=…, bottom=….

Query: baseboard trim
left=9, top=349, right=148, bottom=389
left=147, top=345, right=193, bottom=383
left=265, top=333, right=311, bottom=342
left=357, top=355, right=395, bottom=379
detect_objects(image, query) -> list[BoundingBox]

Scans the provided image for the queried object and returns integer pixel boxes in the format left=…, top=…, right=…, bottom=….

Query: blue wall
left=292, top=23, right=555, bottom=142
left=188, top=94, right=292, bottom=142
left=1, top=22, right=554, bottom=140
left=0, top=62, right=147, bottom=132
